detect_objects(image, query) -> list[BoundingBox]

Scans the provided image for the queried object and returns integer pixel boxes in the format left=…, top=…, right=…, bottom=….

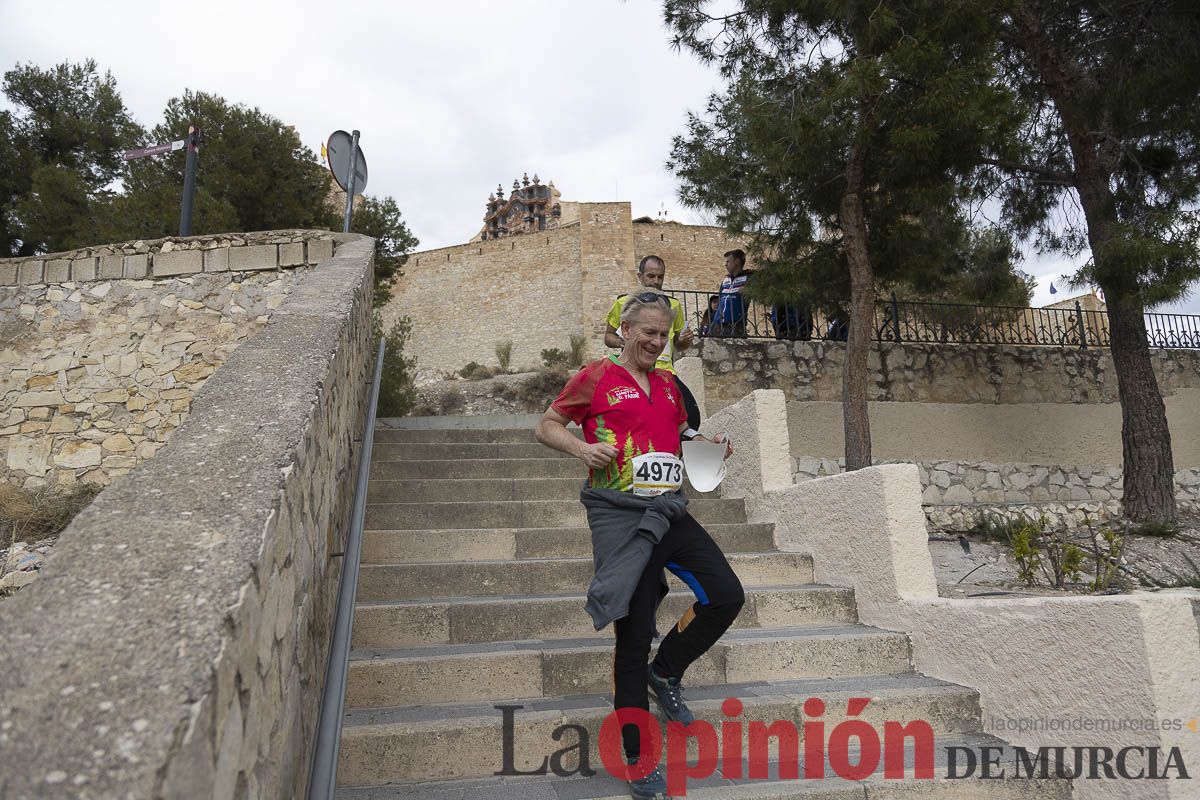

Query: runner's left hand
left=711, top=433, right=733, bottom=461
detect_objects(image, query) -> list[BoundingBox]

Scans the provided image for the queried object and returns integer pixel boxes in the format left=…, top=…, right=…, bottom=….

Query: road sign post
left=179, top=125, right=200, bottom=237
left=122, top=131, right=196, bottom=237
left=342, top=130, right=360, bottom=233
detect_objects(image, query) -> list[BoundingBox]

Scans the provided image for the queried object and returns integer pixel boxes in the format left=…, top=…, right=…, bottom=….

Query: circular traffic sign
left=325, top=130, right=368, bottom=195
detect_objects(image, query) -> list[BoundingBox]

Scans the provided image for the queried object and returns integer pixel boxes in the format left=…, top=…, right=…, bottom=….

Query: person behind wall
left=698, top=294, right=720, bottom=336
left=825, top=306, right=849, bottom=341
left=604, top=255, right=701, bottom=430
left=535, top=292, right=742, bottom=800
left=769, top=300, right=813, bottom=341
left=713, top=249, right=754, bottom=337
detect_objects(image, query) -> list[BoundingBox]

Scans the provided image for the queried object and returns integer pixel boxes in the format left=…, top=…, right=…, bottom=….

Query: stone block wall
left=579, top=202, right=636, bottom=354
left=0, top=235, right=375, bottom=798
left=696, top=336, right=1200, bottom=525
left=700, top=337, right=1200, bottom=409
left=0, top=231, right=338, bottom=489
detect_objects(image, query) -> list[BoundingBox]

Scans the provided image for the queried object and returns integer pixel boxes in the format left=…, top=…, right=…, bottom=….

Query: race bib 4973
left=631, top=452, right=683, bottom=497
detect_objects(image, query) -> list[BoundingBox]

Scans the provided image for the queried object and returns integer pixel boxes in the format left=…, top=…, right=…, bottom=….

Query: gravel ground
left=931, top=517, right=1200, bottom=598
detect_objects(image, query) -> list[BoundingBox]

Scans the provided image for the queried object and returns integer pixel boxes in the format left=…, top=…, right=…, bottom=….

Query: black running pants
left=612, top=513, right=744, bottom=758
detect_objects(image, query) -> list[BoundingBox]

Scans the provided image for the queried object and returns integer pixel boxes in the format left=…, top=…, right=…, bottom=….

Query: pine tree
left=1, top=60, right=141, bottom=255
left=976, top=1, right=1200, bottom=523
left=666, top=0, right=1030, bottom=469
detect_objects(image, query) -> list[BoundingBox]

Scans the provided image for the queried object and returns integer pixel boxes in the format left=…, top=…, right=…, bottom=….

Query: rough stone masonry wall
left=0, top=235, right=373, bottom=799
left=701, top=337, right=1200, bottom=409
left=1, top=231, right=337, bottom=490
left=695, top=337, right=1200, bottom=528
left=579, top=202, right=636, bottom=355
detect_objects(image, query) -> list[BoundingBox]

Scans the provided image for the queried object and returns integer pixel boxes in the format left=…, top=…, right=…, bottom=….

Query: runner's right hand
left=580, top=442, right=619, bottom=469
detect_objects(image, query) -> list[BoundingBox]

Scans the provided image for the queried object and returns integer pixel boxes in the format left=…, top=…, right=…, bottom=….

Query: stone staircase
left=334, top=418, right=1070, bottom=799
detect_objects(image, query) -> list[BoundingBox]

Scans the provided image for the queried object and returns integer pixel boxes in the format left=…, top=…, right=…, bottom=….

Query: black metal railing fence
left=664, top=289, right=1200, bottom=349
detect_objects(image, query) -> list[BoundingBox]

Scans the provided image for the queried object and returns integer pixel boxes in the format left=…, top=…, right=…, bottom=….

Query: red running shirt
left=551, top=356, right=688, bottom=491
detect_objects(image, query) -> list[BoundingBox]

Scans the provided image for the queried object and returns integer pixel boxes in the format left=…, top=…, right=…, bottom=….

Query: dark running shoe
left=626, top=757, right=669, bottom=799
left=647, top=665, right=694, bottom=725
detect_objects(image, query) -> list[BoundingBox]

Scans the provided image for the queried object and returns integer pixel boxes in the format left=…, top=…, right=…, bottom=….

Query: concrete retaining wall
left=704, top=389, right=1200, bottom=800
left=0, top=235, right=375, bottom=798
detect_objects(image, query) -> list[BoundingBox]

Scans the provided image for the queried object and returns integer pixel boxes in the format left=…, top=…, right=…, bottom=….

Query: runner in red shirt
left=536, top=292, right=743, bottom=799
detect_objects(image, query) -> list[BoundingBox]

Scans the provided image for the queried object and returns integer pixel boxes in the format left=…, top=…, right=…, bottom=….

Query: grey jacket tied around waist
left=580, top=487, right=689, bottom=630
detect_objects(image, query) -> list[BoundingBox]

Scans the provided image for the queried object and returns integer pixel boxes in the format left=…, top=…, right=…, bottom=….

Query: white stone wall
left=0, top=231, right=337, bottom=489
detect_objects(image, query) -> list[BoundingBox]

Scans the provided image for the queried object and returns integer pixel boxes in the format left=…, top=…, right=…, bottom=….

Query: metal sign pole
left=341, top=130, right=360, bottom=233
left=179, top=125, right=200, bottom=236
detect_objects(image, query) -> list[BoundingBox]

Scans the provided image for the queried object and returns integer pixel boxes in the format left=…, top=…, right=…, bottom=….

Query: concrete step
left=373, top=427, right=568, bottom=444
left=352, top=585, right=857, bottom=649
left=367, top=477, right=585, bottom=503
left=367, top=477, right=716, bottom=503
left=336, top=733, right=1071, bottom=798
left=373, top=442, right=574, bottom=461
left=363, top=498, right=747, bottom=530
left=356, top=552, right=813, bottom=602
left=362, top=523, right=777, bottom=563
left=346, top=624, right=911, bottom=707
left=336, top=674, right=984, bottom=786
left=377, top=414, right=544, bottom=430
left=370, top=458, right=592, bottom=481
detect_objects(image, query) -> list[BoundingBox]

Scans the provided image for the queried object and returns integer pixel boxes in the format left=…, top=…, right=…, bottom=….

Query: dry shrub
left=510, top=368, right=569, bottom=412
left=495, top=340, right=514, bottom=372
left=0, top=482, right=100, bottom=550
left=466, top=364, right=500, bottom=381
left=438, top=385, right=466, bottom=414
left=568, top=334, right=587, bottom=368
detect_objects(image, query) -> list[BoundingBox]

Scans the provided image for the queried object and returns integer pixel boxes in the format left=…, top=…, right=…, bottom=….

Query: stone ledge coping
left=0, top=233, right=374, bottom=796
left=0, top=230, right=338, bottom=286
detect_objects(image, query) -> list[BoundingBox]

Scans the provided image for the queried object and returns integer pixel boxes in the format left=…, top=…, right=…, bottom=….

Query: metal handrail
left=306, top=336, right=385, bottom=800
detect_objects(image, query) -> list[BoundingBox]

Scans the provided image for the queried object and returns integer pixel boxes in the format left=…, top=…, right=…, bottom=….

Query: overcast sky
left=2, top=0, right=1195, bottom=314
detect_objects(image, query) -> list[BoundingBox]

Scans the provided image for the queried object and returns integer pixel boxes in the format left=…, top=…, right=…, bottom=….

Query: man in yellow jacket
left=603, top=255, right=700, bottom=429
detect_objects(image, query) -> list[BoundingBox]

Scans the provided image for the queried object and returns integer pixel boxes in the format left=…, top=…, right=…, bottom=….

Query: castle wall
left=632, top=220, right=745, bottom=295
left=390, top=223, right=583, bottom=375
left=390, top=210, right=755, bottom=376
left=579, top=203, right=636, bottom=360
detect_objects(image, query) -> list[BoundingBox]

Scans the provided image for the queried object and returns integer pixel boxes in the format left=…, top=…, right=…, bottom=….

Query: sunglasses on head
left=632, top=291, right=671, bottom=306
